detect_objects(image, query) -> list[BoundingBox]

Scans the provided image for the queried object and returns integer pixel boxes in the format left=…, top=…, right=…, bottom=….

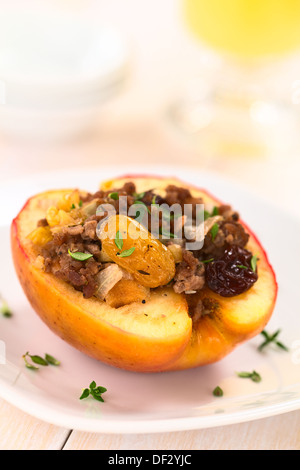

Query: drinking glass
left=170, top=0, right=300, bottom=157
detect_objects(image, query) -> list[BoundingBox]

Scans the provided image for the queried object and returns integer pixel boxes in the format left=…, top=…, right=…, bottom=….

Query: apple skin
left=10, top=177, right=277, bottom=372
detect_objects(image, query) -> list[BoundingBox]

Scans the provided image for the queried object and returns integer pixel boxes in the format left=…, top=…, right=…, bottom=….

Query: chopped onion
left=81, top=200, right=99, bottom=217
left=167, top=243, right=183, bottom=263
left=203, top=216, right=223, bottom=236
left=95, top=264, right=124, bottom=300
left=185, top=215, right=223, bottom=242
left=98, top=250, right=113, bottom=263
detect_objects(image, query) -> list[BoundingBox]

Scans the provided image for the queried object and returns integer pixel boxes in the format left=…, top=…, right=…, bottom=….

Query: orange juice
left=184, top=0, right=300, bottom=58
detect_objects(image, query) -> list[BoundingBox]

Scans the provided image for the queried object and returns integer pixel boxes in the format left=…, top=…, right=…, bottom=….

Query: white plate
left=0, top=165, right=299, bottom=433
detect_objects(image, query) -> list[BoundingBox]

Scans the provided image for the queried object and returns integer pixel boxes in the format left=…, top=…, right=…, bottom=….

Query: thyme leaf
left=45, top=353, right=61, bottom=366
left=68, top=250, right=93, bottom=261
left=0, top=299, right=12, bottom=317
left=114, top=230, right=124, bottom=251
left=108, top=192, right=119, bottom=200
left=251, top=254, right=258, bottom=272
left=133, top=191, right=145, bottom=200
left=236, top=370, right=261, bottom=383
left=117, top=247, right=136, bottom=258
left=213, top=386, right=223, bottom=397
left=210, top=223, right=219, bottom=241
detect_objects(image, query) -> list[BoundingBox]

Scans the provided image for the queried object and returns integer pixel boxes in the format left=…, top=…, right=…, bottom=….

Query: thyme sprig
left=236, top=370, right=261, bottom=383
left=22, top=352, right=60, bottom=370
left=79, top=381, right=107, bottom=402
left=114, top=231, right=135, bottom=257
left=258, top=329, right=289, bottom=352
left=114, top=230, right=123, bottom=251
left=213, top=386, right=223, bottom=397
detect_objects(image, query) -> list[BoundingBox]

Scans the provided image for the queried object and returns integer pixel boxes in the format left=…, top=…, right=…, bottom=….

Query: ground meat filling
left=36, top=181, right=257, bottom=311
left=202, top=219, right=249, bottom=258
left=174, top=250, right=205, bottom=294
left=41, top=229, right=103, bottom=299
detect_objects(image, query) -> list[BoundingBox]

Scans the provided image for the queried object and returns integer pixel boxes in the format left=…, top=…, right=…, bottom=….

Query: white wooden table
left=0, top=0, right=299, bottom=450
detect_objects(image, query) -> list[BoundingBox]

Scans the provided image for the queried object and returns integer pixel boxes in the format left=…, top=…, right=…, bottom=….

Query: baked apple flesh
left=11, top=190, right=191, bottom=372
left=101, top=177, right=277, bottom=370
left=10, top=177, right=277, bottom=372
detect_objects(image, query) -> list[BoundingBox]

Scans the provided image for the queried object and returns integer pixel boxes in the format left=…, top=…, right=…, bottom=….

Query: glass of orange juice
left=170, top=0, right=300, bottom=157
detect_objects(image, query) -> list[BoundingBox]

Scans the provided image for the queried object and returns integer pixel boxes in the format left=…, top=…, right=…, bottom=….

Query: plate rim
left=0, top=373, right=300, bottom=433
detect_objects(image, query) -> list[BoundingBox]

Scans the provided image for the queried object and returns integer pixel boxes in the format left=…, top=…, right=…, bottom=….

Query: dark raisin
left=205, top=245, right=258, bottom=297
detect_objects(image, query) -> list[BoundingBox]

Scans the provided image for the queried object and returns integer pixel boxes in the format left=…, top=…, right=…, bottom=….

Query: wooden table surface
left=0, top=0, right=299, bottom=450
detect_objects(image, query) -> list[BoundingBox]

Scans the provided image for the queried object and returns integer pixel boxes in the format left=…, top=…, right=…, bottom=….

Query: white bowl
left=0, top=6, right=130, bottom=140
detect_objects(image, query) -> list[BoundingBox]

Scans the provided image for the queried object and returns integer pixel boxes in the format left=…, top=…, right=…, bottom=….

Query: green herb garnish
left=161, top=211, right=174, bottom=221
left=236, top=370, right=261, bottom=383
left=22, top=354, right=39, bottom=370
left=29, top=355, right=49, bottom=366
left=117, top=247, right=136, bottom=258
left=204, top=206, right=219, bottom=220
left=258, top=329, right=288, bottom=352
left=133, top=200, right=151, bottom=214
left=114, top=230, right=124, bottom=251
left=108, top=192, right=119, bottom=200
left=79, top=388, right=90, bottom=399
left=161, top=209, right=182, bottom=221
left=251, top=254, right=258, bottom=272
left=22, top=352, right=61, bottom=370
left=68, top=250, right=93, bottom=261
left=152, top=203, right=181, bottom=221
left=0, top=299, right=12, bottom=317
left=236, top=264, right=248, bottom=269
left=202, top=258, right=214, bottom=264
left=79, top=381, right=107, bottom=402
left=45, top=353, right=61, bottom=366
left=160, top=227, right=176, bottom=239
left=23, top=352, right=48, bottom=370
left=213, top=386, right=223, bottom=397
left=133, top=205, right=149, bottom=222
left=71, top=200, right=83, bottom=210
left=134, top=191, right=145, bottom=200
left=210, top=223, right=219, bottom=241
left=204, top=210, right=211, bottom=220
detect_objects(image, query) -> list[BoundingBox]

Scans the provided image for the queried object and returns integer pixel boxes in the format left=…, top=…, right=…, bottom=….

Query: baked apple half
left=10, top=176, right=277, bottom=372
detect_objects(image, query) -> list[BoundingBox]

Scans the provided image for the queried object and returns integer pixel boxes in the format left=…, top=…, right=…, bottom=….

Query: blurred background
left=0, top=0, right=299, bottom=216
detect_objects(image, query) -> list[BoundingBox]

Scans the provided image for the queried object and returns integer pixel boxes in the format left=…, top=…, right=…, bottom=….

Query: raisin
left=98, top=214, right=176, bottom=288
left=205, top=245, right=258, bottom=297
